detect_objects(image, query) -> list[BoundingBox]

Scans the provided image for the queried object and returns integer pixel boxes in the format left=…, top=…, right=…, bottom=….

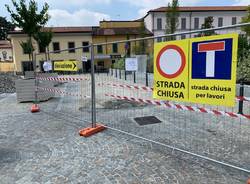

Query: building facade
left=144, top=6, right=248, bottom=41
left=0, top=40, right=14, bottom=72
left=9, top=27, right=92, bottom=73
left=92, top=21, right=153, bottom=70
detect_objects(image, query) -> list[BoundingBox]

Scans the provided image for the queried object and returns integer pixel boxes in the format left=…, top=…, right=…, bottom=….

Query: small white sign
left=125, top=58, right=138, bottom=71
left=82, top=56, right=88, bottom=62
left=43, top=60, right=52, bottom=72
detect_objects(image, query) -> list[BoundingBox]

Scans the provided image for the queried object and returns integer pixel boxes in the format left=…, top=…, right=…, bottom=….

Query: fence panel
left=35, top=46, right=92, bottom=126
left=33, top=23, right=250, bottom=174
left=94, top=25, right=250, bottom=173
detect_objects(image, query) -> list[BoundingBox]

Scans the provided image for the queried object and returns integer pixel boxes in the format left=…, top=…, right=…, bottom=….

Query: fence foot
left=247, top=178, right=250, bottom=184
left=79, top=124, right=106, bottom=137
left=31, top=104, right=40, bottom=113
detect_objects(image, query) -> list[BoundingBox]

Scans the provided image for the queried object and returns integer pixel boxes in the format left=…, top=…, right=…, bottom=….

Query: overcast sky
left=0, top=0, right=249, bottom=26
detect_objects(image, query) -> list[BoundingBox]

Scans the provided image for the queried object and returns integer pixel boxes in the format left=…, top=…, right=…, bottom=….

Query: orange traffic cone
left=31, top=104, right=40, bottom=113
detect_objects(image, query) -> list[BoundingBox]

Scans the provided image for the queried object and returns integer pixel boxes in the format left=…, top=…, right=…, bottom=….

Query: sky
left=0, top=0, right=249, bottom=27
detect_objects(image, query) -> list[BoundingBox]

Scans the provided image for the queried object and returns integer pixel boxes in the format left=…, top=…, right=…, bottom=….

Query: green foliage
left=6, top=0, right=50, bottom=37
left=6, top=0, right=50, bottom=63
left=241, top=5, right=250, bottom=36
left=166, top=0, right=179, bottom=40
left=133, top=22, right=147, bottom=55
left=238, top=34, right=250, bottom=62
left=20, top=39, right=34, bottom=60
left=34, top=30, right=53, bottom=48
left=0, top=16, right=15, bottom=40
left=198, top=16, right=216, bottom=36
left=237, top=34, right=250, bottom=82
left=112, top=58, right=125, bottom=69
left=237, top=53, right=250, bottom=82
left=34, top=30, right=53, bottom=59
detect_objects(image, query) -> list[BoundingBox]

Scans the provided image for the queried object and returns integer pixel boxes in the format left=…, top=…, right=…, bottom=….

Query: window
left=82, top=42, right=89, bottom=52
left=181, top=35, right=186, bottom=39
left=68, top=42, right=75, bottom=53
left=97, top=61, right=104, bottom=67
left=181, top=18, right=186, bottom=30
left=53, top=42, right=60, bottom=53
left=232, top=17, right=237, bottom=25
left=218, top=17, right=223, bottom=27
left=97, top=45, right=103, bottom=54
left=39, top=44, right=46, bottom=53
left=157, top=18, right=162, bottom=30
left=112, top=43, right=118, bottom=53
left=194, top=18, right=199, bottom=29
left=157, top=37, right=162, bottom=43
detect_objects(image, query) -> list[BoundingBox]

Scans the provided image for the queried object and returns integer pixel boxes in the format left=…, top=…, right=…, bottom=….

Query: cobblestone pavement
left=0, top=92, right=249, bottom=183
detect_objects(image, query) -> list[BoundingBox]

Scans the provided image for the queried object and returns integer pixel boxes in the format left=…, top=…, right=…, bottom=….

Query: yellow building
left=92, top=21, right=153, bottom=70
left=0, top=40, right=14, bottom=72
left=8, top=21, right=153, bottom=74
left=8, top=27, right=92, bottom=74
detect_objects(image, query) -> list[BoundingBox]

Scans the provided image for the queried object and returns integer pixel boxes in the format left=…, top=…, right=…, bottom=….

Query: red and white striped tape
left=236, top=96, right=250, bottom=102
left=99, top=82, right=250, bottom=102
left=38, top=87, right=90, bottom=98
left=98, top=82, right=153, bottom=91
left=105, top=94, right=250, bottom=120
left=37, top=76, right=89, bottom=82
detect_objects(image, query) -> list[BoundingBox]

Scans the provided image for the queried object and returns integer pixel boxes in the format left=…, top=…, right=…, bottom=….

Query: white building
left=144, top=6, right=248, bottom=41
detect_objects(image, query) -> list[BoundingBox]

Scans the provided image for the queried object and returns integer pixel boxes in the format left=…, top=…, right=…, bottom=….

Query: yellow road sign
left=153, top=39, right=189, bottom=102
left=54, top=61, right=78, bottom=71
left=189, top=33, right=238, bottom=107
left=153, top=33, right=238, bottom=107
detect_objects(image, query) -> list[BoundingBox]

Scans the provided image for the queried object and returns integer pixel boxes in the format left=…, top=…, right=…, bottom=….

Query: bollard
left=146, top=72, right=149, bottom=87
left=134, top=71, right=136, bottom=83
left=238, top=81, right=244, bottom=114
left=111, top=68, right=113, bottom=76
left=115, top=69, right=117, bottom=78
left=119, top=69, right=121, bottom=79
left=125, top=70, right=127, bottom=80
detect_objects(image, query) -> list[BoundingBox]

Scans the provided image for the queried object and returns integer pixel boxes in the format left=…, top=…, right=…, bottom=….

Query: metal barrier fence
left=34, top=23, right=250, bottom=174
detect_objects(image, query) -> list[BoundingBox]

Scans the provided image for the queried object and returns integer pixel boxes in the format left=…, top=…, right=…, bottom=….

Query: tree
left=237, top=53, right=250, bottom=83
left=6, top=0, right=49, bottom=38
left=6, top=0, right=49, bottom=66
left=198, top=16, right=215, bottom=36
left=34, top=30, right=53, bottom=60
left=238, top=34, right=250, bottom=62
left=0, top=17, right=15, bottom=40
left=238, top=6, right=250, bottom=83
left=134, top=22, right=147, bottom=55
left=241, top=5, right=250, bottom=36
left=165, top=0, right=179, bottom=40
left=20, top=39, right=34, bottom=61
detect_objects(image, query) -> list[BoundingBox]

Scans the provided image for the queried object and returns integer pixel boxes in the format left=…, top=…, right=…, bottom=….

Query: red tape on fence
left=37, top=76, right=90, bottom=82
left=99, top=82, right=250, bottom=102
left=38, top=87, right=90, bottom=98
left=236, top=96, right=250, bottom=102
left=98, top=82, right=153, bottom=92
left=105, top=94, right=250, bottom=120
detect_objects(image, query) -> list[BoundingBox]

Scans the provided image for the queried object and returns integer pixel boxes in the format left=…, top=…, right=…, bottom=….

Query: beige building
left=93, top=21, right=153, bottom=70
left=0, top=40, right=14, bottom=72
left=9, top=27, right=92, bottom=74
